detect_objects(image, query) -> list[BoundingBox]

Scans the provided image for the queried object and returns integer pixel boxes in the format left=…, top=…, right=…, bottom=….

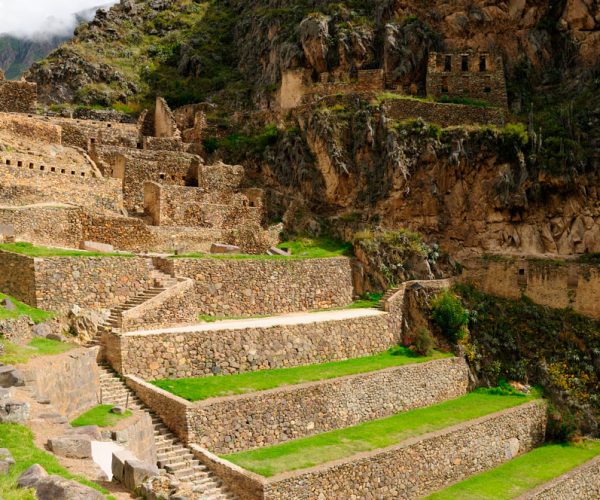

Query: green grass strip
left=0, top=338, right=75, bottom=365
left=173, top=236, right=353, bottom=260
left=152, top=347, right=452, bottom=402
left=71, top=405, right=132, bottom=428
left=426, top=440, right=600, bottom=499
left=224, top=390, right=542, bottom=477
left=0, top=293, right=54, bottom=323
left=0, top=423, right=114, bottom=499
left=0, top=242, right=132, bottom=258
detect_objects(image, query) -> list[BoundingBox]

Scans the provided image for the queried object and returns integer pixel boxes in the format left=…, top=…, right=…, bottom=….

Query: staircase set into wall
left=98, top=363, right=235, bottom=499
left=87, top=260, right=178, bottom=347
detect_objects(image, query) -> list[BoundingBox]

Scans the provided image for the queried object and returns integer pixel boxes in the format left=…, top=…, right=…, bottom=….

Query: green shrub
left=430, top=290, right=469, bottom=343
left=502, top=122, right=529, bottom=147
left=412, top=328, right=435, bottom=356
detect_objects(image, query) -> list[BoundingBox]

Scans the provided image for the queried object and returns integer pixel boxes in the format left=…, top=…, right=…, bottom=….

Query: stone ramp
left=98, top=363, right=236, bottom=499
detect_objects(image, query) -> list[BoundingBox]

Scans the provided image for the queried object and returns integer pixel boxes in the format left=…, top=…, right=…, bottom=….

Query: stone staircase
left=378, top=287, right=401, bottom=310
left=86, top=261, right=178, bottom=346
left=98, top=363, right=235, bottom=499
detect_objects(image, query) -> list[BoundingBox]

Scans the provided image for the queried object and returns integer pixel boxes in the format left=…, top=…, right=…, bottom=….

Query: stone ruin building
left=0, top=69, right=37, bottom=114
left=425, top=50, right=508, bottom=108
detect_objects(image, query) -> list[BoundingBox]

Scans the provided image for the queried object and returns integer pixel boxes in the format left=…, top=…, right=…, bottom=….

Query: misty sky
left=0, top=0, right=118, bottom=39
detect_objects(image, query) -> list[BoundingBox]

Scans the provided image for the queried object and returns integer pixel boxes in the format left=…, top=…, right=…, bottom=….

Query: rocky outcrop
left=17, top=464, right=104, bottom=500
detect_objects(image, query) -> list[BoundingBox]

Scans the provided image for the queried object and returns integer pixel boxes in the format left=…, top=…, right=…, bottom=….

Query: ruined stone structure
left=0, top=71, right=37, bottom=113
left=426, top=51, right=508, bottom=108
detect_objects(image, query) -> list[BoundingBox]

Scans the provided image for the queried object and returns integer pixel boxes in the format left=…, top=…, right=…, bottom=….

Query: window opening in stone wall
left=40, top=165, right=45, bottom=171
left=159, top=173, right=166, bottom=180
left=17, top=161, right=22, bottom=167
left=484, top=76, right=492, bottom=93
left=461, top=55, right=469, bottom=71
left=479, top=55, right=487, bottom=72
left=441, top=76, right=449, bottom=93
left=51, top=167, right=56, bottom=172
left=444, top=55, right=452, bottom=71
left=29, top=163, right=33, bottom=169
left=5, top=160, right=10, bottom=165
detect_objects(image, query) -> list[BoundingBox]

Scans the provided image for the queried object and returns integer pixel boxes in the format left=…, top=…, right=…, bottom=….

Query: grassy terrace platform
left=0, top=423, right=114, bottom=500
left=152, top=347, right=451, bottom=401
left=224, top=389, right=541, bottom=477
left=0, top=242, right=131, bottom=258
left=0, top=293, right=54, bottom=323
left=427, top=440, right=600, bottom=499
left=173, top=236, right=353, bottom=260
left=0, top=338, right=74, bottom=365
left=71, top=405, right=132, bottom=428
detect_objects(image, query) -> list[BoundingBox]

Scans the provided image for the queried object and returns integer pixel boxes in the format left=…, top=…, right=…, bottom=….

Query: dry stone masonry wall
left=106, top=313, right=394, bottom=380
left=261, top=401, right=546, bottom=499
left=129, top=358, right=469, bottom=453
left=462, top=256, right=600, bottom=319
left=0, top=78, right=37, bottom=113
left=164, top=257, right=354, bottom=316
left=519, top=455, right=600, bottom=499
left=0, top=250, right=37, bottom=306
left=0, top=163, right=123, bottom=213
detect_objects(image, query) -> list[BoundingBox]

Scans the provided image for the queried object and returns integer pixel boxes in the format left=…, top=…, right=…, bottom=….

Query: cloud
left=0, top=0, right=119, bottom=39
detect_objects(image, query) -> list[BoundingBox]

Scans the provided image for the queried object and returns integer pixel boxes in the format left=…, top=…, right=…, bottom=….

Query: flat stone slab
left=210, top=243, right=241, bottom=254
left=124, top=308, right=387, bottom=337
left=80, top=241, right=114, bottom=253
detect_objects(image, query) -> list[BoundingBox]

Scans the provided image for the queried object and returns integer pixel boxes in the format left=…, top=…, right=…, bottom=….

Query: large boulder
left=48, top=434, right=93, bottom=459
left=0, top=448, right=15, bottom=475
left=0, top=365, right=25, bottom=388
left=0, top=400, right=30, bottom=423
left=299, top=14, right=330, bottom=74
left=122, top=459, right=160, bottom=491
left=17, top=464, right=48, bottom=488
left=112, top=449, right=159, bottom=491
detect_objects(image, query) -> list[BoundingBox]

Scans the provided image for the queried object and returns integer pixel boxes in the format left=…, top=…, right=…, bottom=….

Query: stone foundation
left=384, top=98, right=506, bottom=128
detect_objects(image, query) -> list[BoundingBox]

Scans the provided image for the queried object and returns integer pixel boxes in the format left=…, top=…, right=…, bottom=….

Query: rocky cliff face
left=0, top=36, right=66, bottom=80
left=24, top=0, right=600, bottom=258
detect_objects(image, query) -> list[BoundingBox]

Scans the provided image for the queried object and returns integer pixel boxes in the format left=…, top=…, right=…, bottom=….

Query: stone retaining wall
left=33, top=256, right=154, bottom=313
left=126, top=358, right=469, bottom=453
left=0, top=206, right=83, bottom=249
left=384, top=98, right=506, bottom=128
left=0, top=162, right=123, bottom=213
left=22, top=347, right=101, bottom=418
left=193, top=401, right=546, bottom=500
left=0, top=250, right=37, bottom=306
left=0, top=80, right=37, bottom=113
left=0, top=113, right=61, bottom=145
left=519, top=454, right=600, bottom=499
left=163, top=257, right=355, bottom=316
left=462, top=256, right=600, bottom=319
left=143, top=182, right=263, bottom=229
left=106, top=312, right=395, bottom=380
left=120, top=278, right=197, bottom=332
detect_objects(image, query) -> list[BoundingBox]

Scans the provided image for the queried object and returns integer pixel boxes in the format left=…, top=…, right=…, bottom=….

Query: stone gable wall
left=0, top=80, right=37, bottom=113
left=128, top=358, right=469, bottom=453
left=0, top=162, right=123, bottom=213
left=143, top=182, right=263, bottom=229
left=94, top=146, right=200, bottom=212
left=0, top=250, right=37, bottom=306
left=106, top=313, right=395, bottom=380
left=462, top=256, right=600, bottom=319
left=519, top=455, right=600, bottom=499
left=384, top=98, right=506, bottom=128
left=50, top=117, right=139, bottom=150
left=164, top=257, right=355, bottom=316
left=32, top=256, right=153, bottom=312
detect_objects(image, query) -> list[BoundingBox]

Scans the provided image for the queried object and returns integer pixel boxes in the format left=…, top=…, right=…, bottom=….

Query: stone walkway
left=122, top=308, right=387, bottom=336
